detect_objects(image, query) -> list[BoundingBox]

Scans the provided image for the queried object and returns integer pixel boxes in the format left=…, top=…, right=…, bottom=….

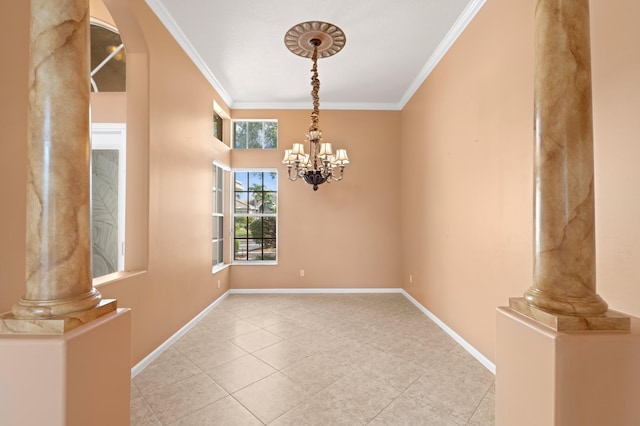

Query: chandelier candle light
left=282, top=21, right=350, bottom=191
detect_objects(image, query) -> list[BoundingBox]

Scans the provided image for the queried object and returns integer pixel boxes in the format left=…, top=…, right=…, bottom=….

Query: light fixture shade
left=300, top=154, right=311, bottom=170
left=291, top=143, right=306, bottom=162
left=334, top=149, right=350, bottom=165
left=319, top=143, right=333, bottom=159
left=282, top=149, right=293, bottom=164
left=291, top=143, right=305, bottom=155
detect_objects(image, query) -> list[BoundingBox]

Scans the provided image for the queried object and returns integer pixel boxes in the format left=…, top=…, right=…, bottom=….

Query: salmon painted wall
left=0, top=0, right=232, bottom=364
left=230, top=109, right=401, bottom=290
left=401, top=0, right=640, bottom=362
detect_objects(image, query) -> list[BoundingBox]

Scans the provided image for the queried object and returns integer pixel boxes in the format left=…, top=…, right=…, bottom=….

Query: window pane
left=248, top=250, right=263, bottom=261
left=212, top=241, right=219, bottom=265
left=235, top=172, right=249, bottom=191
left=263, top=172, right=277, bottom=191
left=234, top=122, right=247, bottom=149
left=91, top=24, right=126, bottom=93
left=217, top=240, right=224, bottom=263
left=235, top=217, right=248, bottom=238
left=216, top=189, right=223, bottom=215
left=248, top=172, right=263, bottom=189
left=213, top=112, right=223, bottom=141
left=212, top=217, right=219, bottom=239
left=235, top=192, right=249, bottom=214
left=263, top=217, right=276, bottom=239
left=212, top=216, right=223, bottom=240
left=263, top=122, right=278, bottom=148
left=246, top=217, right=258, bottom=238
left=247, top=122, right=263, bottom=148
left=233, top=121, right=277, bottom=150
left=263, top=246, right=277, bottom=261
left=216, top=167, right=224, bottom=188
left=92, top=149, right=120, bottom=278
left=234, top=238, right=247, bottom=261
left=262, top=192, right=277, bottom=213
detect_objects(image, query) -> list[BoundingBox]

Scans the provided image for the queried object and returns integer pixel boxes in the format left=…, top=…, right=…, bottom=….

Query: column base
left=496, top=307, right=640, bottom=426
left=0, top=308, right=131, bottom=426
left=509, top=297, right=630, bottom=331
left=0, top=299, right=117, bottom=334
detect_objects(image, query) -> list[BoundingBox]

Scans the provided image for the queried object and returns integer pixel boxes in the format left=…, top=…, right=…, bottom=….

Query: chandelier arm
left=329, top=167, right=346, bottom=182
left=286, top=166, right=299, bottom=181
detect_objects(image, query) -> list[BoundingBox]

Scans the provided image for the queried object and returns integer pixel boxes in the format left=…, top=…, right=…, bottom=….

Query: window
left=234, top=120, right=278, bottom=149
left=90, top=21, right=126, bottom=92
left=212, top=162, right=228, bottom=271
left=91, top=123, right=126, bottom=278
left=213, top=111, right=223, bottom=141
left=233, top=171, right=278, bottom=262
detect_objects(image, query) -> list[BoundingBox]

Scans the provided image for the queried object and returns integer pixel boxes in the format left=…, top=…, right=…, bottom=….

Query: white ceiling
left=145, top=0, right=486, bottom=110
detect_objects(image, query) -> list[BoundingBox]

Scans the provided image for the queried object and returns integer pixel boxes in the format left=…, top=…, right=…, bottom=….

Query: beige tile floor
left=131, top=293, right=495, bottom=425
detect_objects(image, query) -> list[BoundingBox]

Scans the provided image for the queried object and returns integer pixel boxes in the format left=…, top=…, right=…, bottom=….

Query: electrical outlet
left=300, top=269, right=305, bottom=277
left=217, top=280, right=221, bottom=289
left=409, top=274, right=413, bottom=283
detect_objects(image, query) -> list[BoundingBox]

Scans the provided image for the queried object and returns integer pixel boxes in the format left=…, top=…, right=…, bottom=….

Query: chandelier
left=282, top=22, right=350, bottom=191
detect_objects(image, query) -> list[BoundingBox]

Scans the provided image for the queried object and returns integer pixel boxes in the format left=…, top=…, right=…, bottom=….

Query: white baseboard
left=131, top=287, right=495, bottom=377
left=228, top=288, right=403, bottom=294
left=400, top=290, right=496, bottom=374
left=131, top=290, right=230, bottom=378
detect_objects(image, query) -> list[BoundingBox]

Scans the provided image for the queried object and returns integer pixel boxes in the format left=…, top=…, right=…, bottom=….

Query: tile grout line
left=464, top=380, right=495, bottom=425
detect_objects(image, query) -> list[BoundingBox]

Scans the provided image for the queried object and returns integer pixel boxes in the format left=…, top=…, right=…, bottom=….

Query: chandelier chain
left=310, top=43, right=320, bottom=132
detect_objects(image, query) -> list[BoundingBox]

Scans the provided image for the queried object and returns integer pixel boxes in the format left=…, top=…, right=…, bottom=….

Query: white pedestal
left=0, top=308, right=131, bottom=426
left=496, top=307, right=640, bottom=426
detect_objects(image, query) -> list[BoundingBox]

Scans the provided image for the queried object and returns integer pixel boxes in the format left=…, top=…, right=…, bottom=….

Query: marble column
left=510, top=0, right=628, bottom=330
left=6, top=0, right=115, bottom=325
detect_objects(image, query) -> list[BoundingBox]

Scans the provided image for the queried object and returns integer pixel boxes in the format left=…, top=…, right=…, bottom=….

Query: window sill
left=232, top=261, right=278, bottom=266
left=212, top=263, right=231, bottom=274
left=93, top=270, right=147, bottom=288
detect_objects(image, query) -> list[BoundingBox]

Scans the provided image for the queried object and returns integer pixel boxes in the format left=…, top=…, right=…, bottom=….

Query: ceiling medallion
left=282, top=21, right=350, bottom=191
left=284, top=21, right=346, bottom=59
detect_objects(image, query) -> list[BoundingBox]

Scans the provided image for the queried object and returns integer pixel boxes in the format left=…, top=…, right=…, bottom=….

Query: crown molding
left=145, top=0, right=233, bottom=107
left=145, top=0, right=486, bottom=112
left=397, top=0, right=487, bottom=109
left=231, top=101, right=402, bottom=111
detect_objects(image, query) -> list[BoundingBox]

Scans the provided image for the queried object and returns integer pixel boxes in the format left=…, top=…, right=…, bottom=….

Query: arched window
left=90, top=22, right=126, bottom=92
left=90, top=20, right=127, bottom=279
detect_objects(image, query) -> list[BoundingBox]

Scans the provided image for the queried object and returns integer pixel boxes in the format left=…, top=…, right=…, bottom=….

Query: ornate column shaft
left=11, top=0, right=103, bottom=320
left=525, top=0, right=607, bottom=316
left=510, top=0, right=628, bottom=330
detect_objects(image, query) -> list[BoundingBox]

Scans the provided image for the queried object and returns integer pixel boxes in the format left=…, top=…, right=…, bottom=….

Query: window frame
left=232, top=168, right=278, bottom=265
left=212, top=160, right=230, bottom=273
left=232, top=119, right=278, bottom=150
